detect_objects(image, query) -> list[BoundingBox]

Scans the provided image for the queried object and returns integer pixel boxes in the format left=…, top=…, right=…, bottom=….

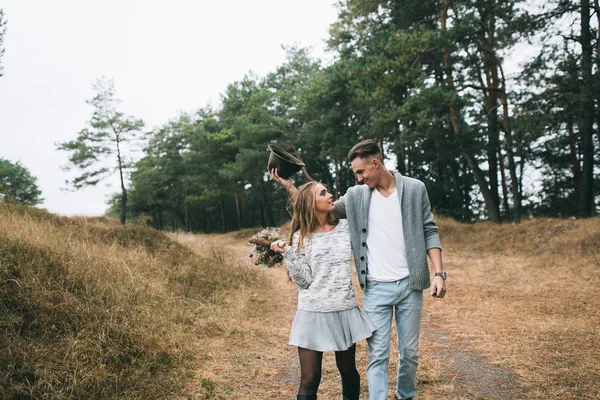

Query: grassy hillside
left=0, top=204, right=264, bottom=399
left=2, top=204, right=598, bottom=399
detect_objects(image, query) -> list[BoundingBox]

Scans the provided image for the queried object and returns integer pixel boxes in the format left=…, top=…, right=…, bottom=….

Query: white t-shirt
left=366, top=189, right=409, bottom=281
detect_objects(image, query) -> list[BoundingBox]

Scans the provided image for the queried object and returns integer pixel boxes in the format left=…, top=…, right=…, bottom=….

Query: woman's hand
left=269, top=168, right=298, bottom=198
left=270, top=240, right=288, bottom=254
left=269, top=168, right=290, bottom=187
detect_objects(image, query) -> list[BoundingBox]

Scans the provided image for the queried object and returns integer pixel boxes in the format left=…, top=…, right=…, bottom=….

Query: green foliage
left=0, top=158, right=43, bottom=206
left=201, top=378, right=215, bottom=399
left=515, top=0, right=600, bottom=217
left=120, top=48, right=323, bottom=232
left=0, top=9, right=6, bottom=77
left=57, top=77, right=145, bottom=224
left=103, top=1, right=598, bottom=227
left=57, top=77, right=144, bottom=189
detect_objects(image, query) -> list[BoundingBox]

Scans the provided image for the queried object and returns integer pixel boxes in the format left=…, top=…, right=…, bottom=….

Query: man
left=271, top=139, right=446, bottom=400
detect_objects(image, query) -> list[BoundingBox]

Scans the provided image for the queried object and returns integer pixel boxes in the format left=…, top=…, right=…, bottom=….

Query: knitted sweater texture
left=282, top=219, right=357, bottom=312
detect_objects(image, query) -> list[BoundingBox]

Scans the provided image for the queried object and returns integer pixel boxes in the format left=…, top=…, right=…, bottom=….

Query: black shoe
left=297, top=395, right=317, bottom=400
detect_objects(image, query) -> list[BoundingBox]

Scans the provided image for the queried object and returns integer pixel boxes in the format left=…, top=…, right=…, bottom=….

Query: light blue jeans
left=363, top=278, right=423, bottom=400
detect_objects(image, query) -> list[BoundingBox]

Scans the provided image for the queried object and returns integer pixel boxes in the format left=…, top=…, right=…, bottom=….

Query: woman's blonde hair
left=287, top=181, right=338, bottom=250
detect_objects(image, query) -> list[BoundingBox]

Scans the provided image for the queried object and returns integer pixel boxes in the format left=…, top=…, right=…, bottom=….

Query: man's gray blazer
left=334, top=171, right=442, bottom=291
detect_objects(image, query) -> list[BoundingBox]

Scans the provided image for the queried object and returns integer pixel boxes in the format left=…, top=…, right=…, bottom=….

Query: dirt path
left=420, top=314, right=529, bottom=399
left=183, top=234, right=529, bottom=399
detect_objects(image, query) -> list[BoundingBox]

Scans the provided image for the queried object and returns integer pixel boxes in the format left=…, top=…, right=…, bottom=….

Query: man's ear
left=372, top=158, right=381, bottom=168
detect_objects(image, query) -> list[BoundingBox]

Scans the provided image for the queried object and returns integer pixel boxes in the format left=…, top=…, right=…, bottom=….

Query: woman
left=270, top=180, right=374, bottom=400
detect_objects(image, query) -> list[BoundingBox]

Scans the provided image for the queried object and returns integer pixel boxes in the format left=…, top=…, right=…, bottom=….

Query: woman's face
left=313, top=183, right=334, bottom=213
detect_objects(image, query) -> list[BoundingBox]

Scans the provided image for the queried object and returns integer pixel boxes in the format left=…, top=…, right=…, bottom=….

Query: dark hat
left=267, top=144, right=305, bottom=179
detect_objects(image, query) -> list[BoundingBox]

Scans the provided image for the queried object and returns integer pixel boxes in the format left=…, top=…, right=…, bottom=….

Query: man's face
left=351, top=157, right=380, bottom=188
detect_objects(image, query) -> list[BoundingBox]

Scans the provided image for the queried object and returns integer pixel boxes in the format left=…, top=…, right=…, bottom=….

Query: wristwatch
left=434, top=271, right=447, bottom=280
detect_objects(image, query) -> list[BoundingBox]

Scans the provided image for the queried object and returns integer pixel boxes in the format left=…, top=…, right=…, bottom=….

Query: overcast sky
left=0, top=0, right=338, bottom=216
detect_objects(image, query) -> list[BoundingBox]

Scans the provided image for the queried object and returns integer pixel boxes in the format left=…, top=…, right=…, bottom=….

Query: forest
left=5, top=1, right=598, bottom=232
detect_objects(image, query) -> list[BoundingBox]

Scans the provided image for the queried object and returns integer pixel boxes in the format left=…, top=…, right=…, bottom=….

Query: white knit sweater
left=282, top=219, right=357, bottom=312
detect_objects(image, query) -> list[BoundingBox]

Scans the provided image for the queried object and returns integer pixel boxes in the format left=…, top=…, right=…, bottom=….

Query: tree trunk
left=183, top=190, right=190, bottom=231
left=595, top=0, right=600, bottom=149
left=448, top=159, right=463, bottom=207
left=396, top=147, right=406, bottom=175
left=467, top=155, right=502, bottom=221
left=262, top=183, right=276, bottom=226
left=499, top=63, right=521, bottom=221
left=234, top=190, right=242, bottom=230
left=335, top=161, right=341, bottom=198
left=116, top=138, right=127, bottom=225
left=498, top=147, right=510, bottom=218
left=595, top=0, right=600, bottom=71
left=397, top=123, right=407, bottom=174
left=580, top=0, right=595, bottom=216
left=120, top=188, right=127, bottom=225
left=461, top=159, right=472, bottom=220
left=595, top=0, right=600, bottom=143
left=157, top=207, right=163, bottom=230
left=482, top=47, right=501, bottom=221
left=240, top=188, right=246, bottom=227
left=407, top=144, right=412, bottom=177
left=567, top=118, right=582, bottom=204
left=259, top=187, right=266, bottom=228
left=219, top=201, right=225, bottom=233
left=440, top=0, right=501, bottom=223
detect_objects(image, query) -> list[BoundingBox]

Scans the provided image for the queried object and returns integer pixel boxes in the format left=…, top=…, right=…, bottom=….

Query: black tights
left=297, top=345, right=360, bottom=396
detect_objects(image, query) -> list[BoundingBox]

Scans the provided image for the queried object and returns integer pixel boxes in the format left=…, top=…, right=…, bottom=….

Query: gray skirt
left=289, top=306, right=375, bottom=352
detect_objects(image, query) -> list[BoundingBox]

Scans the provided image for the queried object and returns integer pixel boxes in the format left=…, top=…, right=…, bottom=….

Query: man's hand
left=269, top=168, right=298, bottom=198
left=270, top=240, right=288, bottom=254
left=430, top=276, right=446, bottom=298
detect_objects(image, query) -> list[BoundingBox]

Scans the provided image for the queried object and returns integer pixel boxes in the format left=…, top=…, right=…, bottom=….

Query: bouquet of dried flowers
left=247, top=227, right=285, bottom=267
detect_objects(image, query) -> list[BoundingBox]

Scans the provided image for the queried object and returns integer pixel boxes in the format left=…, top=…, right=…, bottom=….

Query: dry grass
left=0, top=204, right=264, bottom=399
left=2, top=204, right=598, bottom=399
left=421, top=216, right=600, bottom=400
left=171, top=216, right=600, bottom=400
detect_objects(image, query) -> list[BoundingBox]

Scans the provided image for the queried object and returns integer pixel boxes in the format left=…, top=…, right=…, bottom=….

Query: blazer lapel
left=363, top=184, right=372, bottom=225
left=393, top=171, right=410, bottom=250
left=393, top=170, right=404, bottom=212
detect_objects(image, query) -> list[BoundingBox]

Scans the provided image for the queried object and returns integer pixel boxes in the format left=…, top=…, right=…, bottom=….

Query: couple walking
left=269, top=139, right=447, bottom=400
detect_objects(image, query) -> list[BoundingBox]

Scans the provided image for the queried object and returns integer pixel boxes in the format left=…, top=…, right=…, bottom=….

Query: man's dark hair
left=347, top=139, right=383, bottom=162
